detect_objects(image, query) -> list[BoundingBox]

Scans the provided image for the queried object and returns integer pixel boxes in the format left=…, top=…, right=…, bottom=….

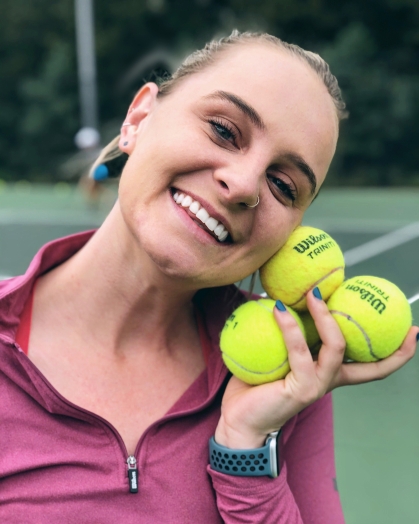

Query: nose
left=214, top=157, right=263, bottom=208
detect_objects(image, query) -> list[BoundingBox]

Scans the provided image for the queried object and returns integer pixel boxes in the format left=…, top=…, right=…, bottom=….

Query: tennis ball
left=220, top=299, right=305, bottom=385
left=260, top=226, right=345, bottom=311
left=328, top=276, right=412, bottom=362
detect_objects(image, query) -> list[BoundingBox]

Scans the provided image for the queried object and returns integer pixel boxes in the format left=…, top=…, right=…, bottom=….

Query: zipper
left=3, top=337, right=224, bottom=495
left=127, top=455, right=138, bottom=493
left=8, top=338, right=141, bottom=495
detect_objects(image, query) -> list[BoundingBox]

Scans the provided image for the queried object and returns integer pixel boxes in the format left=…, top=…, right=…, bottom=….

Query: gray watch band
left=209, top=431, right=280, bottom=478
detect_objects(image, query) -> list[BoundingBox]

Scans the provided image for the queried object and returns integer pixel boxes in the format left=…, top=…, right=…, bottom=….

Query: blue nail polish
left=275, top=300, right=287, bottom=312
left=313, top=287, right=323, bottom=300
left=416, top=333, right=419, bottom=342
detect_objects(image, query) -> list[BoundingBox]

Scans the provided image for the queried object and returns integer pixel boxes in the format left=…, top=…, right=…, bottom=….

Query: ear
left=119, top=82, right=159, bottom=154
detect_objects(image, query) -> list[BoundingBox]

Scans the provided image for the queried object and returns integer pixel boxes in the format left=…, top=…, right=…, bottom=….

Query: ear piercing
left=244, top=196, right=260, bottom=208
left=122, top=122, right=131, bottom=146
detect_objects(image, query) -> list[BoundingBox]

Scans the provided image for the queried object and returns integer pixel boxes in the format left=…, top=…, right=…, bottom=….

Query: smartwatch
left=209, top=430, right=281, bottom=478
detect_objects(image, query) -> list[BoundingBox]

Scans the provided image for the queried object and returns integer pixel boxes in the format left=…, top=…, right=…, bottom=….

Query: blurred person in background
left=0, top=30, right=417, bottom=523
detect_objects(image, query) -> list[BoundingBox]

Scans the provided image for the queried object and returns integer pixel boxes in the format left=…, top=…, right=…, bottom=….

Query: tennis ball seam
left=329, top=309, right=379, bottom=360
left=289, top=266, right=345, bottom=308
left=221, top=352, right=289, bottom=376
left=255, top=301, right=274, bottom=314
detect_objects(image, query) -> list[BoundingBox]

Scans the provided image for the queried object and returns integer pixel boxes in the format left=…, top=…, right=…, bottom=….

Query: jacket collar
left=0, top=230, right=247, bottom=417
left=0, top=230, right=96, bottom=340
left=0, top=230, right=245, bottom=373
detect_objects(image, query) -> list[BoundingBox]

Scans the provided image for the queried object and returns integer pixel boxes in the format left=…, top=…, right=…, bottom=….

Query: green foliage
left=0, top=0, right=77, bottom=181
left=321, top=21, right=419, bottom=186
left=0, top=0, right=418, bottom=185
left=16, top=42, right=78, bottom=181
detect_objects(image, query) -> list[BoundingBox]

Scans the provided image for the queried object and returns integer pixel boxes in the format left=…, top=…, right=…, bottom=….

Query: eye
left=267, top=174, right=297, bottom=203
left=208, top=118, right=238, bottom=145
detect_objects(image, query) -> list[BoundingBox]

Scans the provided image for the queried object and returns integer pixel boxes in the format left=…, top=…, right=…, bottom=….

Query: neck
left=36, top=204, right=199, bottom=357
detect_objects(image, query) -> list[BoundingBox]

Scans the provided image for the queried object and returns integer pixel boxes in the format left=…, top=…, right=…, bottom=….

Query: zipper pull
left=127, top=455, right=138, bottom=493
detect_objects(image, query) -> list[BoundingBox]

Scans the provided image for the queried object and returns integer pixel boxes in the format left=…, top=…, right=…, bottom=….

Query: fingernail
left=313, top=287, right=323, bottom=300
left=275, top=300, right=287, bottom=312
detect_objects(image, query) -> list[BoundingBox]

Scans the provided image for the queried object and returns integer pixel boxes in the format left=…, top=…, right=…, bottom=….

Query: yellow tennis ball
left=327, top=276, right=412, bottom=362
left=260, top=226, right=345, bottom=311
left=220, top=299, right=305, bottom=385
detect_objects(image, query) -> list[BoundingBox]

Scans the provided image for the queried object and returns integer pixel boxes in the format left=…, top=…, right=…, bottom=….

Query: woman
left=0, top=31, right=417, bottom=523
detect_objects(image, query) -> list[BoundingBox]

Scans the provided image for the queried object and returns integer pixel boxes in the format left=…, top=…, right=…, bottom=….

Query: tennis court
left=1, top=183, right=418, bottom=523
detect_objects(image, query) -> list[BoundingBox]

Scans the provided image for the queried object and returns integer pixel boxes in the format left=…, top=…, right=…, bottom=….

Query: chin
left=145, top=239, right=242, bottom=289
left=122, top=207, right=239, bottom=287
left=142, top=237, right=207, bottom=282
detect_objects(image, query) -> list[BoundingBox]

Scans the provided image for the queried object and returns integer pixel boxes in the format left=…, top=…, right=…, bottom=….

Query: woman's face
left=118, top=43, right=339, bottom=289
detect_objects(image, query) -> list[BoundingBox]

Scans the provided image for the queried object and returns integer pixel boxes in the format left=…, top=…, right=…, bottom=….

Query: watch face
left=267, top=431, right=281, bottom=478
left=267, top=437, right=279, bottom=478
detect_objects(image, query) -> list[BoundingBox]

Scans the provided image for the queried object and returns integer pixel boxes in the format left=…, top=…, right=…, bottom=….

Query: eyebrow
left=282, top=153, right=317, bottom=196
left=204, top=90, right=266, bottom=130
left=204, top=90, right=317, bottom=196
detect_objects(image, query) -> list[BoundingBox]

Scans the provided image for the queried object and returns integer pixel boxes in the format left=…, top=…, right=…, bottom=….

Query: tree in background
left=0, top=0, right=418, bottom=186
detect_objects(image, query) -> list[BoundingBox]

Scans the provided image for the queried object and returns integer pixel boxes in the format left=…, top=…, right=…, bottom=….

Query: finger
left=332, top=326, right=418, bottom=388
left=306, top=289, right=346, bottom=378
left=273, top=300, right=315, bottom=381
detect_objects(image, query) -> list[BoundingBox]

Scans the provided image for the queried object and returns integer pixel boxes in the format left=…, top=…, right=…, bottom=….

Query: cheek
left=239, top=212, right=298, bottom=274
left=122, top=125, right=209, bottom=194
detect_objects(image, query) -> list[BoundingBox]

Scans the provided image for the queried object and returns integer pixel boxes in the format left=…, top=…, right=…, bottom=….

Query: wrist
left=214, top=416, right=279, bottom=449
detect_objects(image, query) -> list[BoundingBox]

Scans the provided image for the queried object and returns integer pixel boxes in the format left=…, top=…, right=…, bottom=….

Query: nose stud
left=244, top=196, right=260, bottom=208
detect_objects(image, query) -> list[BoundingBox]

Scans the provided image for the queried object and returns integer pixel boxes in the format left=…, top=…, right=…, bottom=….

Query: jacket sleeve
left=207, top=393, right=345, bottom=523
left=282, top=392, right=345, bottom=524
left=207, top=462, right=304, bottom=523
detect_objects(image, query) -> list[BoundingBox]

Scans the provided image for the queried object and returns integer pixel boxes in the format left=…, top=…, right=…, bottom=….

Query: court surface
left=1, top=183, right=418, bottom=523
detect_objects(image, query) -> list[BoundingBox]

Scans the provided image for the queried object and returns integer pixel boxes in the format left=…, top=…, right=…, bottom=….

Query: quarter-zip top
left=0, top=231, right=344, bottom=524
left=0, top=231, right=243, bottom=523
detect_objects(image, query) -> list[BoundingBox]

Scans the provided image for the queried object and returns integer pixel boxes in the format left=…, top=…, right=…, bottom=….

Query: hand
left=214, top=290, right=419, bottom=449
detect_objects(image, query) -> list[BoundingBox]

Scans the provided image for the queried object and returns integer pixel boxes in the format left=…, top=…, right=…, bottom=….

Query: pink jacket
left=0, top=231, right=345, bottom=523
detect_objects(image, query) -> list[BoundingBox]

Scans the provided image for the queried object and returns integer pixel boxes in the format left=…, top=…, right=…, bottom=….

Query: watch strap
left=209, top=431, right=280, bottom=478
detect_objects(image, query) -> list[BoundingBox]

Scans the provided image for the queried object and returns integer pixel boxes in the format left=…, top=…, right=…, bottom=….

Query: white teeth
left=189, top=200, right=200, bottom=214
left=196, top=207, right=210, bottom=223
left=205, top=217, right=218, bottom=231
left=174, top=191, right=229, bottom=242
left=218, top=230, right=228, bottom=242
left=214, top=223, right=225, bottom=236
left=181, top=195, right=193, bottom=207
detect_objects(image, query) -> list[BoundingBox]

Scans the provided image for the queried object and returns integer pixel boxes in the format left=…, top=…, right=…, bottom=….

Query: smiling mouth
left=171, top=189, right=232, bottom=243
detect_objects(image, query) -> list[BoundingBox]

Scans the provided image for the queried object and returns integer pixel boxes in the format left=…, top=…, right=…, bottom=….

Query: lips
left=172, top=190, right=230, bottom=242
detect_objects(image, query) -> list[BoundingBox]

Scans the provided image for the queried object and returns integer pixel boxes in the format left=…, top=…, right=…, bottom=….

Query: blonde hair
left=90, top=30, right=347, bottom=177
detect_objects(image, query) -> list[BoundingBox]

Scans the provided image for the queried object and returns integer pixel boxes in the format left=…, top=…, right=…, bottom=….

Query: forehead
left=164, top=43, right=338, bottom=182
